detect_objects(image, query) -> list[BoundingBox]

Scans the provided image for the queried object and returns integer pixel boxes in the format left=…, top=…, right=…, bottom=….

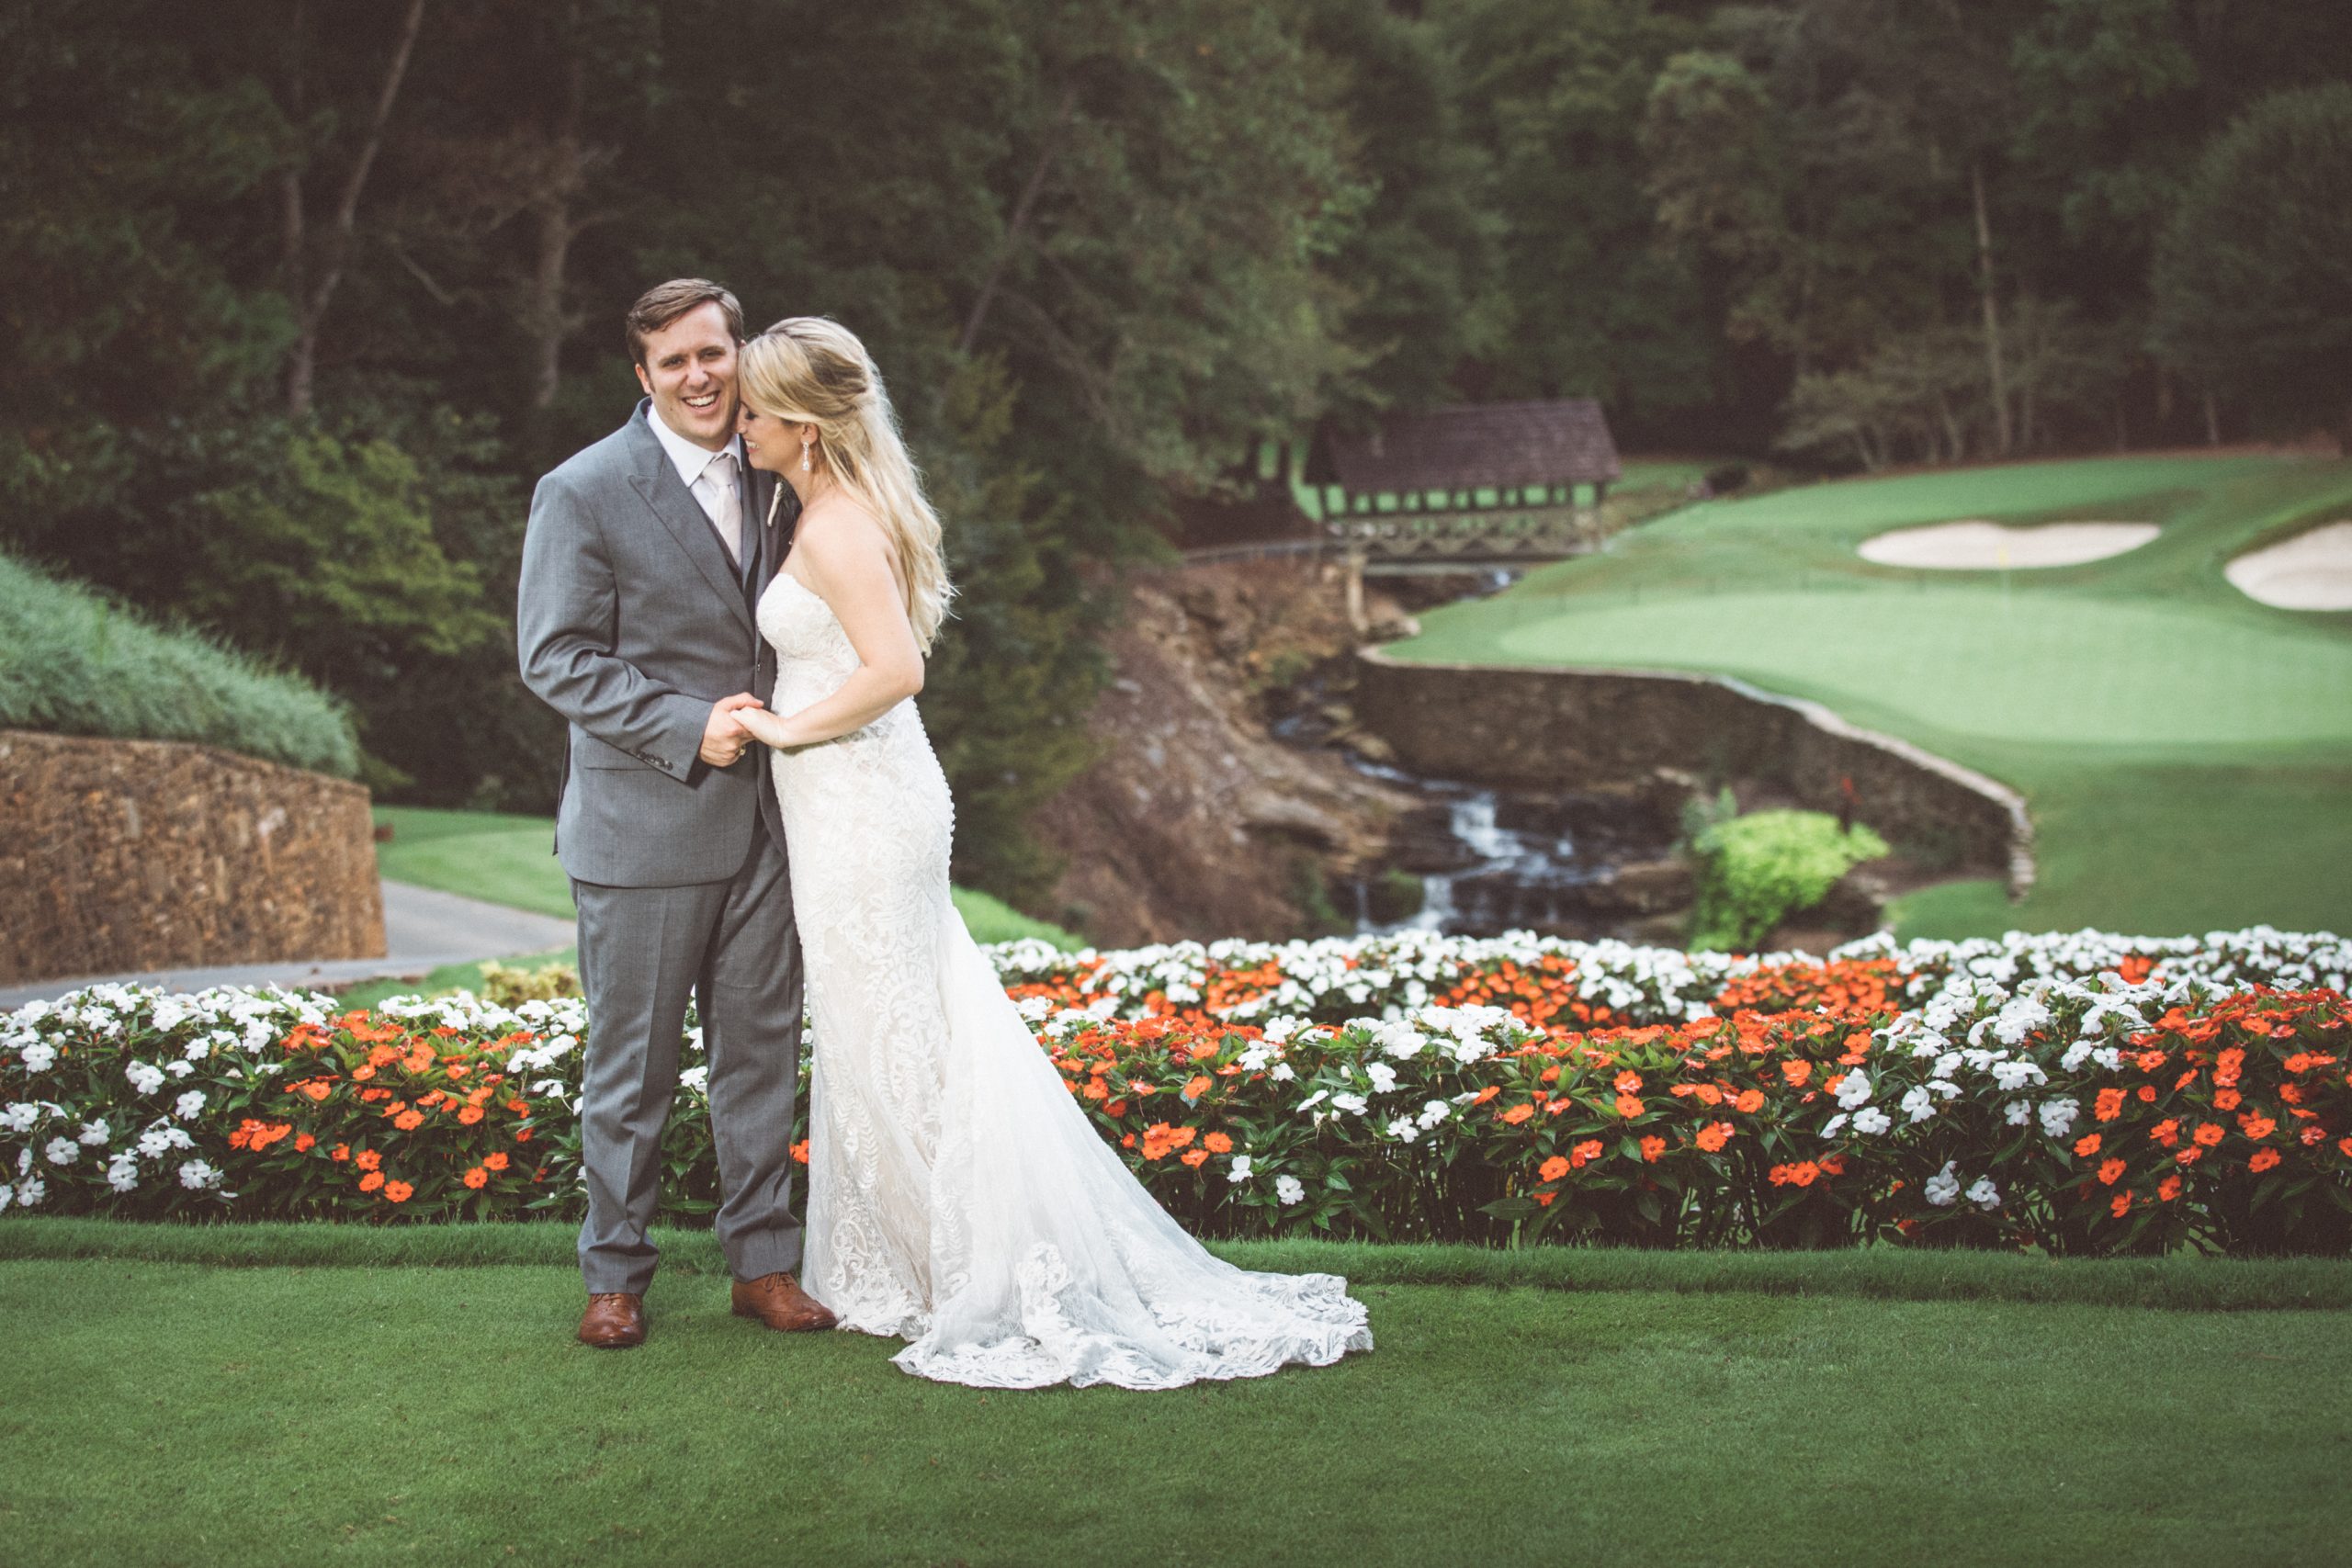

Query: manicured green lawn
left=372, top=805, right=1081, bottom=950
left=3, top=1227, right=2346, bottom=1567
left=1388, top=455, right=2352, bottom=940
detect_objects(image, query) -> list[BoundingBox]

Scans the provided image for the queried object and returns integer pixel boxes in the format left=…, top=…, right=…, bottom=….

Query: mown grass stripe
left=6, top=1218, right=2345, bottom=1311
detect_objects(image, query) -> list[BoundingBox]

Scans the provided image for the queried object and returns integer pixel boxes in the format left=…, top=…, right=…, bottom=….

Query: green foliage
left=1686, top=808, right=1888, bottom=952
left=2150, top=83, right=2352, bottom=437
left=0, top=551, right=358, bottom=777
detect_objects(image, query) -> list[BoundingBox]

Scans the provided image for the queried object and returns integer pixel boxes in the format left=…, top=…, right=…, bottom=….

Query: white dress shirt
left=647, top=407, right=746, bottom=565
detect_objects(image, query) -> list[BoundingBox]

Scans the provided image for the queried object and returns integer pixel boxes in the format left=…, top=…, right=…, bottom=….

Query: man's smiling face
left=634, top=300, right=741, bottom=450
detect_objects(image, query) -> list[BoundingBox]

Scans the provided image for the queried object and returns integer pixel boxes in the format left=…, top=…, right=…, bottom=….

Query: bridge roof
left=1311, top=400, right=1622, bottom=492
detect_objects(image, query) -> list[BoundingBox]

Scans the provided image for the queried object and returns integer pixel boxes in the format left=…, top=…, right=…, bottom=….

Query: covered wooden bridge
left=1304, top=399, right=1623, bottom=567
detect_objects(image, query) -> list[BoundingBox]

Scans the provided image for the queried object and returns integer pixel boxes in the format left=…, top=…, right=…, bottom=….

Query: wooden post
left=1344, top=542, right=1368, bottom=635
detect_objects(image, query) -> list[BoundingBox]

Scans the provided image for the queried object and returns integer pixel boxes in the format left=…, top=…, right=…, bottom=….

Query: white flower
left=1965, top=1176, right=2001, bottom=1211
left=1924, top=1162, right=1962, bottom=1207
left=1900, top=1086, right=1938, bottom=1123
left=1013, top=995, right=1057, bottom=1021
left=77, top=1121, right=109, bottom=1145
left=1990, top=1059, right=2048, bottom=1092
left=2038, top=1098, right=2080, bottom=1140
left=1363, top=1062, right=1399, bottom=1095
left=150, top=999, right=187, bottom=1032
left=1227, top=1155, right=1254, bottom=1185
left=14, top=1175, right=46, bottom=1207
left=177, top=1159, right=220, bottom=1190
left=1835, top=1072, right=1874, bottom=1110
left=1385, top=1117, right=1419, bottom=1144
left=174, top=1089, right=206, bottom=1121
left=1274, top=1174, right=1306, bottom=1206
left=1296, top=1089, right=1329, bottom=1113
left=1416, top=1099, right=1452, bottom=1130
left=106, top=1153, right=139, bottom=1192
left=1262, top=1016, right=1299, bottom=1046
left=678, top=1066, right=710, bottom=1093
left=1269, top=1063, right=1295, bottom=1082
left=1850, top=1106, right=1892, bottom=1136
left=17, top=1043, right=55, bottom=1073
left=2005, top=1100, right=2031, bottom=1126
left=1821, top=1113, right=1849, bottom=1138
left=1, top=1102, right=37, bottom=1134
left=180, top=1034, right=212, bottom=1062
left=1329, top=1092, right=1369, bottom=1117
left=42, top=1137, right=76, bottom=1166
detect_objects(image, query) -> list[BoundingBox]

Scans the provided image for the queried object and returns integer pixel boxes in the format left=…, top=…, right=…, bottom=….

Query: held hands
left=698, top=693, right=765, bottom=768
left=732, top=703, right=797, bottom=751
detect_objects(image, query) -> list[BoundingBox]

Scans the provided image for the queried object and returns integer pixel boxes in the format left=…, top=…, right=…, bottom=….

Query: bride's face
left=738, top=401, right=808, bottom=475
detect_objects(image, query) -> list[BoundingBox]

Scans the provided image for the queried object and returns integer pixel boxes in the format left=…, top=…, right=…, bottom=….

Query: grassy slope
left=3, top=1245, right=2346, bottom=1566
left=1387, top=456, right=2352, bottom=939
left=0, top=551, right=358, bottom=776
left=372, top=805, right=1082, bottom=950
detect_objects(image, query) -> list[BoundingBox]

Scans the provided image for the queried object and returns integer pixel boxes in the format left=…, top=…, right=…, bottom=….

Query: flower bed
left=5, top=929, right=2347, bottom=1255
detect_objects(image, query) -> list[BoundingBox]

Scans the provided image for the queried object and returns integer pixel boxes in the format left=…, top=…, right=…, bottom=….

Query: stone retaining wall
left=0, top=730, right=384, bottom=984
left=1355, top=652, right=2034, bottom=897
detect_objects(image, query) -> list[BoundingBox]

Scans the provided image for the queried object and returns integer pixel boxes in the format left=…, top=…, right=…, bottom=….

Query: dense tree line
left=2, top=0, right=2343, bottom=910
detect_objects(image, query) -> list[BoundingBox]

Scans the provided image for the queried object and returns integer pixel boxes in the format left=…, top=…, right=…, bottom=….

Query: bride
left=727, top=317, right=1372, bottom=1390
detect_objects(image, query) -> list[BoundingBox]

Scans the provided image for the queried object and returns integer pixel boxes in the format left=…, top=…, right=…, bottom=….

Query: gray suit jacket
left=517, top=401, right=797, bottom=887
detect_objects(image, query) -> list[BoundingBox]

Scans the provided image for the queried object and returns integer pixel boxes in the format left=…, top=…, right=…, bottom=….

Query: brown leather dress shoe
left=578, top=1292, right=647, bottom=1348
left=730, top=1271, right=839, bottom=1332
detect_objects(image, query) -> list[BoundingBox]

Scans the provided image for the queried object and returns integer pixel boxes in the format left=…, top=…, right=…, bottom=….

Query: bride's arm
left=739, top=507, right=925, bottom=750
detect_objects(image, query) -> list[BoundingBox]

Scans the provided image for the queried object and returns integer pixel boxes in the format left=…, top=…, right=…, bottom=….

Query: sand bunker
left=2226, top=520, right=2352, bottom=611
left=1858, top=519, right=2160, bottom=570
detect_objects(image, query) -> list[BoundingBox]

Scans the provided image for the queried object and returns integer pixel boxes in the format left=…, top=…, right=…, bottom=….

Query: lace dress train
left=758, top=572, right=1372, bottom=1389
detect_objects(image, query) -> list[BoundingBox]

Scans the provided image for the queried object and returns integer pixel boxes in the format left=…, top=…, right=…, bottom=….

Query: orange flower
left=1733, top=1089, right=1765, bottom=1114
left=2156, top=1174, right=2182, bottom=1202
left=2074, top=1133, right=2101, bottom=1158
left=461, top=1168, right=488, bottom=1190
left=1571, top=1139, right=1604, bottom=1165
left=2214, top=1089, right=2243, bottom=1111
left=1499, top=1103, right=1535, bottom=1126
left=393, top=1110, right=424, bottom=1132
left=2098, top=1157, right=2126, bottom=1185
left=1638, top=1135, right=1667, bottom=1163
left=1613, top=1093, right=1644, bottom=1119
left=1767, top=1161, right=1820, bottom=1187
left=505, top=1099, right=528, bottom=1115
left=2109, top=1190, right=2132, bottom=1218
left=2237, top=1112, right=2276, bottom=1141
left=457, top=1106, right=484, bottom=1126
left=2093, top=1088, right=2125, bottom=1122
left=2191, top=1122, right=2225, bottom=1147
left=355, top=1149, right=381, bottom=1172
left=1538, top=1156, right=1571, bottom=1182
left=1612, top=1070, right=1643, bottom=1095
left=383, top=1180, right=413, bottom=1203
left=1781, top=1060, right=1813, bottom=1087
left=2137, top=1085, right=2156, bottom=1102
left=1203, top=1132, right=1234, bottom=1155
left=1182, top=1075, right=1212, bottom=1100
left=351, top=1065, right=376, bottom=1082
left=2249, top=1148, right=2282, bottom=1173
left=1693, top=1122, right=1730, bottom=1153
left=1082, top=1080, right=1108, bottom=1100
left=1471, top=1086, right=1500, bottom=1106
left=358, top=1171, right=385, bottom=1192
left=2176, top=1146, right=2203, bottom=1165
left=331, top=1144, right=350, bottom=1162
left=1180, top=1148, right=1211, bottom=1168
left=1104, top=1100, right=1128, bottom=1117
left=294, top=1133, right=315, bottom=1153
left=482, top=1152, right=509, bottom=1172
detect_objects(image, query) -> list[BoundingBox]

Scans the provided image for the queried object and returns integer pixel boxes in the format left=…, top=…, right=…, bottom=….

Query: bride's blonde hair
left=739, top=318, right=953, bottom=649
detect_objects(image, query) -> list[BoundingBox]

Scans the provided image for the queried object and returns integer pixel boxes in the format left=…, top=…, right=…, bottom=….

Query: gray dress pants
left=571, top=816, right=805, bottom=1294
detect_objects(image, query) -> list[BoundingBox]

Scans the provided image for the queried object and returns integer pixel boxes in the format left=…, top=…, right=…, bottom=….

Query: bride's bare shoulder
left=791, top=495, right=900, bottom=594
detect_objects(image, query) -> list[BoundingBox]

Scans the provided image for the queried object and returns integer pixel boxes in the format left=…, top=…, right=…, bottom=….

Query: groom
left=517, top=278, right=836, bottom=1348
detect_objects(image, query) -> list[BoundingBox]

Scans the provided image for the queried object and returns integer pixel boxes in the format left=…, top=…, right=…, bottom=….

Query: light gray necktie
left=697, top=449, right=741, bottom=565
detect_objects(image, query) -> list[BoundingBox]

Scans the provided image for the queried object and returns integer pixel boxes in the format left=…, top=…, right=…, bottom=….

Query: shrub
left=1687, top=809, right=1889, bottom=952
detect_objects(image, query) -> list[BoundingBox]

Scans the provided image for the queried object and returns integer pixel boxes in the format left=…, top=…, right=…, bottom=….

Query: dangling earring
left=800, top=437, right=812, bottom=474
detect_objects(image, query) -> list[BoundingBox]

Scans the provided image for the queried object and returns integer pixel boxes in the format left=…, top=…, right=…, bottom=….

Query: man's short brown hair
left=625, top=278, right=744, bottom=366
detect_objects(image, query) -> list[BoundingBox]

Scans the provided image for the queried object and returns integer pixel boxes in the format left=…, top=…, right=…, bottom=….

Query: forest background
left=5, top=0, right=2346, bottom=914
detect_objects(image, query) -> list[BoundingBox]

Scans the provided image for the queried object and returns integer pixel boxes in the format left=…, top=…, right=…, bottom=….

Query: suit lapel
left=624, top=409, right=754, bottom=637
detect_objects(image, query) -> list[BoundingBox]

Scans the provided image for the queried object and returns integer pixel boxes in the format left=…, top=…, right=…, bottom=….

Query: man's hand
left=698, top=693, right=765, bottom=768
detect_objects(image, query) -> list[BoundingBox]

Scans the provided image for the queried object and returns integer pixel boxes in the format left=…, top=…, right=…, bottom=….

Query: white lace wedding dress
left=758, top=570, right=1372, bottom=1389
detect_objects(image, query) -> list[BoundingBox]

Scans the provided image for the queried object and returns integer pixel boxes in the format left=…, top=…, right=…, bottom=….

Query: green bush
left=1687, top=808, right=1889, bottom=952
left=0, top=551, right=358, bottom=777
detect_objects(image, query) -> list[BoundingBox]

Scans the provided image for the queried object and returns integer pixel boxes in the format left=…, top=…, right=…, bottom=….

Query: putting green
left=1488, top=588, right=2352, bottom=748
